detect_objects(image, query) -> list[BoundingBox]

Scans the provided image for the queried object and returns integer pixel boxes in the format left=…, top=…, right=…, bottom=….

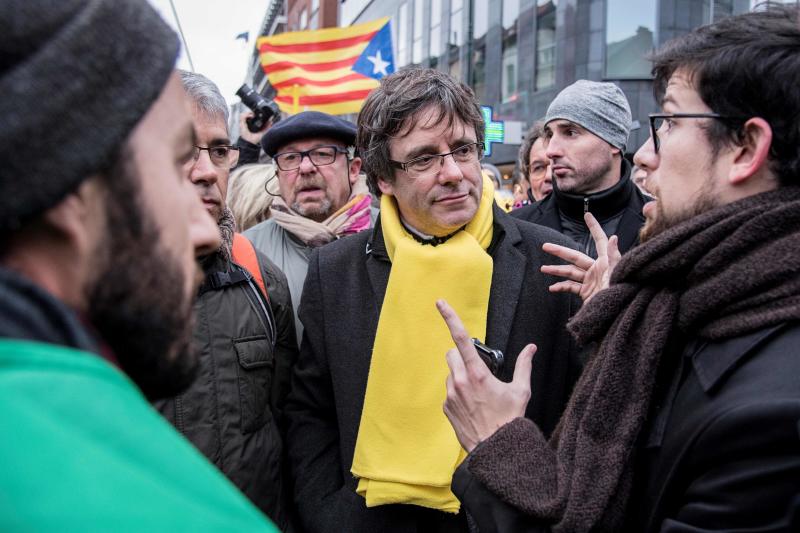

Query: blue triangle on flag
left=352, top=22, right=395, bottom=80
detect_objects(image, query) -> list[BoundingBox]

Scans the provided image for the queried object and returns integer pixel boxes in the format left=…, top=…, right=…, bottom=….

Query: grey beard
left=292, top=198, right=333, bottom=222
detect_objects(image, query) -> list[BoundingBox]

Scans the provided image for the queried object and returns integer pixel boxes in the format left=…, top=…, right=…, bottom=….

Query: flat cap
left=0, top=0, right=179, bottom=229
left=261, top=111, right=357, bottom=156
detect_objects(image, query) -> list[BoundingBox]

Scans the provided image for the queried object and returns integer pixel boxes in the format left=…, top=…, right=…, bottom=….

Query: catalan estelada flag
left=257, top=17, right=394, bottom=115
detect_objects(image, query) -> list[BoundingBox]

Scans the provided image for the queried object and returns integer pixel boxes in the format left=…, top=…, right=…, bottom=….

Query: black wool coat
left=284, top=205, right=584, bottom=533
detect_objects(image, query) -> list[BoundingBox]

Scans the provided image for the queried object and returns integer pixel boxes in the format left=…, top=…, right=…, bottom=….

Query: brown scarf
left=467, top=186, right=800, bottom=532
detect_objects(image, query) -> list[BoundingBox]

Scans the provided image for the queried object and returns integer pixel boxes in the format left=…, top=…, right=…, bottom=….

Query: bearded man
left=0, top=0, right=276, bottom=529
left=512, top=80, right=650, bottom=258
left=440, top=6, right=800, bottom=532
left=244, top=112, right=374, bottom=342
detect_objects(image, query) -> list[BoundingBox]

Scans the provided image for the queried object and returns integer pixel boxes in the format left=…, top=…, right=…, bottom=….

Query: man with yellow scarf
left=284, top=67, right=583, bottom=532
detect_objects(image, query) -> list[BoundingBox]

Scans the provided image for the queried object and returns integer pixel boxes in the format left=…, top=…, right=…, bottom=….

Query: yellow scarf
left=351, top=175, right=495, bottom=513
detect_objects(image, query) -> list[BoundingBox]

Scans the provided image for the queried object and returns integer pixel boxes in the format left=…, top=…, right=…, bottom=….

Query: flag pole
left=292, top=84, right=300, bottom=115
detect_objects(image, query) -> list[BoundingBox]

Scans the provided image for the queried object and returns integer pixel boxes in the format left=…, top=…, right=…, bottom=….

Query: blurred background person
left=155, top=71, right=298, bottom=530
left=517, top=120, right=553, bottom=203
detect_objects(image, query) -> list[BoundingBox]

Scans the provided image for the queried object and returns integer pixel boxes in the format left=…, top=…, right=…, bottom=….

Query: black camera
left=236, top=84, right=281, bottom=133
left=471, top=338, right=505, bottom=376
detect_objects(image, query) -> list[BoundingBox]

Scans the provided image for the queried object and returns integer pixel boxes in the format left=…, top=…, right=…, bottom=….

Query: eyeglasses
left=388, top=142, right=484, bottom=178
left=273, top=145, right=348, bottom=171
left=648, top=113, right=747, bottom=154
left=189, top=145, right=240, bottom=168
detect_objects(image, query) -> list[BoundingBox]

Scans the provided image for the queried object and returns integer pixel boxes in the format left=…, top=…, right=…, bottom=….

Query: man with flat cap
left=512, top=80, right=650, bottom=258
left=245, top=111, right=374, bottom=342
left=0, top=0, right=275, bottom=529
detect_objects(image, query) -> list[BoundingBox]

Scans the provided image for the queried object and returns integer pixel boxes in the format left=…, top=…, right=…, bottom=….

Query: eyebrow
left=207, top=136, right=232, bottom=146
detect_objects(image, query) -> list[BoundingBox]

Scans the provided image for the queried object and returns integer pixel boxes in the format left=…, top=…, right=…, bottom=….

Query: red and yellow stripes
left=257, top=18, right=388, bottom=115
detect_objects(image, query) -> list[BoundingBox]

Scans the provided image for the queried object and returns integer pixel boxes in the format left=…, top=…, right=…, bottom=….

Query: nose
left=188, top=191, right=221, bottom=257
left=189, top=150, right=218, bottom=186
left=544, top=135, right=562, bottom=160
left=633, top=135, right=658, bottom=173
left=298, top=152, right=317, bottom=173
left=436, top=153, right=464, bottom=184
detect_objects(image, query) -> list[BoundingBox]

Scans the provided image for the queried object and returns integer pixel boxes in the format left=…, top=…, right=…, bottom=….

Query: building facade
left=348, top=0, right=784, bottom=171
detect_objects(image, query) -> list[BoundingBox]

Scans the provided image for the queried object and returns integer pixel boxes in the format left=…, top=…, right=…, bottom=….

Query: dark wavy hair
left=357, top=67, right=485, bottom=195
left=651, top=4, right=800, bottom=185
left=518, top=120, right=546, bottom=179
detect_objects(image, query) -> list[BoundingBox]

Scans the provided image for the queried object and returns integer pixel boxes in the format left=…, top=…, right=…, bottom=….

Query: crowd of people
left=1, top=0, right=798, bottom=532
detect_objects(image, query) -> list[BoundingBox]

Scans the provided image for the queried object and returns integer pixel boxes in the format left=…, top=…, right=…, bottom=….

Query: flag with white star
left=257, top=17, right=395, bottom=115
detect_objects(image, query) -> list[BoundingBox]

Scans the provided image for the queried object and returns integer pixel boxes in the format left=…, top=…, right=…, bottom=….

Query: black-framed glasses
left=648, top=113, right=747, bottom=154
left=388, top=142, right=484, bottom=178
left=273, top=145, right=348, bottom=171
left=189, top=145, right=240, bottom=168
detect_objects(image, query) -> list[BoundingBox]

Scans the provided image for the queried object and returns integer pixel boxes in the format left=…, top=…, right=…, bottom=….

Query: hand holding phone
left=471, top=338, right=505, bottom=376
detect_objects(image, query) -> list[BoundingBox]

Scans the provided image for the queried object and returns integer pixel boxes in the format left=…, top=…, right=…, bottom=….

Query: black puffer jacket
left=156, top=246, right=298, bottom=530
left=512, top=159, right=650, bottom=258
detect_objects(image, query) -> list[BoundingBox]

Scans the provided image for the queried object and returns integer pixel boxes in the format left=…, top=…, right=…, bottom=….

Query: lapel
left=485, top=206, right=527, bottom=355
left=364, top=219, right=391, bottom=316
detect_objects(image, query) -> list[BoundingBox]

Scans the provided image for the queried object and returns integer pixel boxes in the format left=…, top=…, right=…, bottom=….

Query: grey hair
left=356, top=67, right=485, bottom=195
left=178, top=69, right=229, bottom=127
left=518, top=120, right=545, bottom=178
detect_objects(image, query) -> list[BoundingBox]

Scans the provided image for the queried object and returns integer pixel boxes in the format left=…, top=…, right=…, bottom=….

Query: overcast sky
left=148, top=0, right=268, bottom=106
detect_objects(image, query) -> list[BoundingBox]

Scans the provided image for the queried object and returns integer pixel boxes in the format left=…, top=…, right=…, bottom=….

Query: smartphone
left=471, top=338, right=505, bottom=376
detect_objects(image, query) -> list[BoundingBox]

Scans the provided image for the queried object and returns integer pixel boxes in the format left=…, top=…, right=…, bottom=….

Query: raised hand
left=436, top=299, right=535, bottom=452
left=540, top=212, right=621, bottom=303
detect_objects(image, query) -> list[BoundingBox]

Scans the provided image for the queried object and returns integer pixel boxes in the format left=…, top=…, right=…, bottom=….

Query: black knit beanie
left=0, top=0, right=180, bottom=229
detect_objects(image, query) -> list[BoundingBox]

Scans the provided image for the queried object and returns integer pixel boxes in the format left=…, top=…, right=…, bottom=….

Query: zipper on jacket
left=583, top=196, right=590, bottom=214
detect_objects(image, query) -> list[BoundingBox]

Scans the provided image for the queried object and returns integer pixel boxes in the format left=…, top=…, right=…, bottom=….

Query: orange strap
left=232, top=233, right=268, bottom=300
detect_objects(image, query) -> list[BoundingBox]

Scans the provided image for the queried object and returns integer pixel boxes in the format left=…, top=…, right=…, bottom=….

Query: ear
left=376, top=176, right=394, bottom=196
left=42, top=178, right=104, bottom=249
left=348, top=156, right=362, bottom=185
left=728, top=117, right=773, bottom=185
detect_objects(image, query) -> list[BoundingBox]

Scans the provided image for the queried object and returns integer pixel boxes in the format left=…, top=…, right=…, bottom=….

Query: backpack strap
left=232, top=233, right=268, bottom=301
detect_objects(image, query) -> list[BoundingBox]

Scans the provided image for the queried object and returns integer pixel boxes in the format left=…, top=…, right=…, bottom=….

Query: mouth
left=296, top=186, right=324, bottom=200
left=434, top=192, right=469, bottom=205
left=642, top=200, right=657, bottom=218
left=551, top=165, right=572, bottom=178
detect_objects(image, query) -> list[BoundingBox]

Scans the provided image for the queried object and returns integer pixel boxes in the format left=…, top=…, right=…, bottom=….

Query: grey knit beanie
left=544, top=80, right=632, bottom=151
left=0, top=0, right=180, bottom=229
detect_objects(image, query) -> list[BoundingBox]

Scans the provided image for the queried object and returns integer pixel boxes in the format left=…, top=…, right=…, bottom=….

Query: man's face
left=544, top=120, right=619, bottom=195
left=186, top=106, right=231, bottom=223
left=634, top=70, right=722, bottom=242
left=87, top=72, right=220, bottom=400
left=528, top=137, right=553, bottom=201
left=379, top=107, right=483, bottom=236
left=275, top=137, right=361, bottom=222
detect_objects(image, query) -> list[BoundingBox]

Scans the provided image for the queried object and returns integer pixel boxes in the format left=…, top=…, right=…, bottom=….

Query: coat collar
left=552, top=158, right=635, bottom=222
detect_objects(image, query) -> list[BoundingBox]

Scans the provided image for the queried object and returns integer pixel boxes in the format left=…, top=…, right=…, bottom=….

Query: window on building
left=300, top=8, right=308, bottom=30
left=449, top=0, right=464, bottom=78
left=397, top=2, right=409, bottom=67
left=605, top=0, right=655, bottom=78
left=430, top=0, right=442, bottom=67
left=413, top=0, right=424, bottom=63
left=704, top=0, right=752, bottom=22
left=535, top=0, right=557, bottom=90
left=309, top=0, right=319, bottom=29
left=501, top=0, right=519, bottom=103
left=471, top=0, right=489, bottom=102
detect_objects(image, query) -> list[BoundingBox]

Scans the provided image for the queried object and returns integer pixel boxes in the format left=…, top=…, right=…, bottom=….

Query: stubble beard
left=556, top=156, right=614, bottom=195
left=639, top=178, right=719, bottom=243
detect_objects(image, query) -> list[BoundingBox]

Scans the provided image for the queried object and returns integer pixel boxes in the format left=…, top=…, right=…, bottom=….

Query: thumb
left=512, top=343, right=536, bottom=387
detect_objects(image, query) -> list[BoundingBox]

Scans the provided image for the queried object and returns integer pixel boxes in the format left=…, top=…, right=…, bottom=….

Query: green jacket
left=0, top=339, right=277, bottom=532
